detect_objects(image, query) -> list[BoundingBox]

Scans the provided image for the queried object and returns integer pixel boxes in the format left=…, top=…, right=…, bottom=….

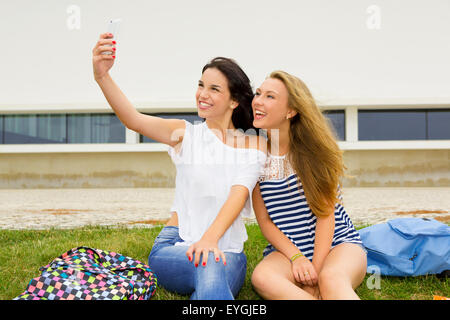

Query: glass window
left=0, top=116, right=3, bottom=144
left=427, top=109, right=450, bottom=140
left=67, top=113, right=125, bottom=143
left=91, top=114, right=125, bottom=143
left=140, top=113, right=203, bottom=143
left=68, top=114, right=91, bottom=143
left=323, top=110, right=345, bottom=141
left=358, top=110, right=426, bottom=140
left=1, top=113, right=124, bottom=144
left=4, top=114, right=66, bottom=144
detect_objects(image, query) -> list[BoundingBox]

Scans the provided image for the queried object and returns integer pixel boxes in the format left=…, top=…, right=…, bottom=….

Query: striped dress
left=259, top=153, right=363, bottom=261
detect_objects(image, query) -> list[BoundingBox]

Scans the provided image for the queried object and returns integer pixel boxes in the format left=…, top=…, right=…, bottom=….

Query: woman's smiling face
left=195, top=67, right=237, bottom=120
left=252, top=77, right=293, bottom=129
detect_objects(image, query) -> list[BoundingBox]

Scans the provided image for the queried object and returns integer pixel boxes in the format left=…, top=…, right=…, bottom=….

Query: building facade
left=1, top=103, right=449, bottom=189
left=1, top=1, right=449, bottom=188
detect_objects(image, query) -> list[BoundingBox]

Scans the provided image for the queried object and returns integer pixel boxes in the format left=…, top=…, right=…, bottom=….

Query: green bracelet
left=290, top=252, right=304, bottom=262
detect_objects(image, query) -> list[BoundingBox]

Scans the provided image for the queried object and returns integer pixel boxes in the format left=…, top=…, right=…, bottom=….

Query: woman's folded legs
left=148, top=226, right=247, bottom=300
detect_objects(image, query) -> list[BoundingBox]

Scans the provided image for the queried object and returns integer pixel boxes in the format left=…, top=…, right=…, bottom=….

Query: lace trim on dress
left=259, top=153, right=296, bottom=182
left=259, top=153, right=345, bottom=203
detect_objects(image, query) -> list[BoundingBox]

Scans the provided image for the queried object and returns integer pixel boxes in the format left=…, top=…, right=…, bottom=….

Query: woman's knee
left=194, top=257, right=235, bottom=300
left=149, top=226, right=181, bottom=260
left=318, top=243, right=367, bottom=292
left=251, top=263, right=274, bottom=293
left=318, top=267, right=347, bottom=292
left=318, top=266, right=364, bottom=300
left=152, top=226, right=181, bottom=246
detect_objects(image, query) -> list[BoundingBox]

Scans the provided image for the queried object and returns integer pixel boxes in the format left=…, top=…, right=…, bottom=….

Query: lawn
left=0, top=224, right=448, bottom=300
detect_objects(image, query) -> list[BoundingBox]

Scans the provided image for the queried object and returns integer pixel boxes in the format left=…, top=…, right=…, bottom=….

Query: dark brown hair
left=202, top=57, right=256, bottom=132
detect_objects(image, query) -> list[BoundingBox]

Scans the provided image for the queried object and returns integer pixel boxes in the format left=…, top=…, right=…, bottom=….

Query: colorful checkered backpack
left=14, top=246, right=157, bottom=300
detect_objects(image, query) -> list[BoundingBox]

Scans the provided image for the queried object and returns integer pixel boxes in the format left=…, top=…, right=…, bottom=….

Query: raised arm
left=92, top=33, right=185, bottom=146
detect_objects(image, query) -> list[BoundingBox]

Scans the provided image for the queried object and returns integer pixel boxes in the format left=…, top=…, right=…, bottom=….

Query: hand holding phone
left=103, top=18, right=121, bottom=55
left=93, top=19, right=122, bottom=80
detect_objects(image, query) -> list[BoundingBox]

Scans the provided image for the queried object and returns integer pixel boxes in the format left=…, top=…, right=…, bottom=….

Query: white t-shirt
left=168, top=120, right=267, bottom=253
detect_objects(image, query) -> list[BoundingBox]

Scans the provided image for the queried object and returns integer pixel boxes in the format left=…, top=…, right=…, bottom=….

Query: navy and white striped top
left=259, top=154, right=362, bottom=261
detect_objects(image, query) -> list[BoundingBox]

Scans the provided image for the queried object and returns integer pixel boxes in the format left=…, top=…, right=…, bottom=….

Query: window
left=68, top=113, right=125, bottom=143
left=140, top=113, right=203, bottom=143
left=1, top=113, right=125, bottom=144
left=323, top=110, right=345, bottom=141
left=358, top=110, right=426, bottom=140
left=358, top=109, right=450, bottom=140
left=4, top=114, right=67, bottom=144
left=0, top=116, right=3, bottom=144
left=427, top=110, right=450, bottom=140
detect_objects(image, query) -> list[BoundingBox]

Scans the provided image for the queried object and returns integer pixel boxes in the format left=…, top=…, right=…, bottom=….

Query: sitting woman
left=250, top=70, right=367, bottom=300
left=92, top=32, right=266, bottom=300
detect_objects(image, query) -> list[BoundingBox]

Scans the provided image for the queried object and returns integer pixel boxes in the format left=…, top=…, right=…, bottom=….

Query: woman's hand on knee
left=186, top=239, right=226, bottom=267
left=291, top=256, right=318, bottom=287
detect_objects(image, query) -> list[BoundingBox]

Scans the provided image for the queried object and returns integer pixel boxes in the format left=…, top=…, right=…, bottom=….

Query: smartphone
left=103, top=18, right=121, bottom=55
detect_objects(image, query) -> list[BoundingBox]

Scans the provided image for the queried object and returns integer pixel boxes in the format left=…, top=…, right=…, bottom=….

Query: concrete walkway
left=0, top=188, right=449, bottom=230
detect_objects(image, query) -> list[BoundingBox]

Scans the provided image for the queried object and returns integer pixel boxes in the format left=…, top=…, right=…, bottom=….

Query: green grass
left=0, top=224, right=448, bottom=300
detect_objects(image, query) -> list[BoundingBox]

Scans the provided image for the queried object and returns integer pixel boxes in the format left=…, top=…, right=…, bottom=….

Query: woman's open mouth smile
left=198, top=101, right=213, bottom=110
left=254, top=109, right=267, bottom=120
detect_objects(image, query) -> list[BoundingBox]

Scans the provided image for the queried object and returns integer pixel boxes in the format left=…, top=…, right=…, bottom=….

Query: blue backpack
left=359, top=218, right=450, bottom=276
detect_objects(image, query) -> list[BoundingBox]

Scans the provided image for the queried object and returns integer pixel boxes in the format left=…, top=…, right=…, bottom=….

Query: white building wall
left=1, top=0, right=449, bottom=108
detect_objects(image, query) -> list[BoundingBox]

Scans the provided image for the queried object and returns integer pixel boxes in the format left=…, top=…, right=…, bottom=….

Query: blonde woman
left=250, top=71, right=367, bottom=300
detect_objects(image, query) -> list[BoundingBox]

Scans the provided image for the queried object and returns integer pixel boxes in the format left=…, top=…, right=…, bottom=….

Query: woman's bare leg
left=318, top=243, right=367, bottom=300
left=251, top=251, right=317, bottom=300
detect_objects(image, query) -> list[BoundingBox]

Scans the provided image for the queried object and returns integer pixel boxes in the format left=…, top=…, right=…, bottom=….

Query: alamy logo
left=169, top=122, right=272, bottom=165
left=366, top=265, right=381, bottom=290
left=366, top=5, right=381, bottom=30
left=66, top=5, right=81, bottom=30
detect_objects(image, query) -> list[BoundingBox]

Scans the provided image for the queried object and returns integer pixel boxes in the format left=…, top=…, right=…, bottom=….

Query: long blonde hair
left=269, top=70, right=344, bottom=217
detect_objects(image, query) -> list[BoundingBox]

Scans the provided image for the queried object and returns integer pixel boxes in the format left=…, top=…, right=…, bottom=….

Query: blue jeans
left=148, top=226, right=247, bottom=300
